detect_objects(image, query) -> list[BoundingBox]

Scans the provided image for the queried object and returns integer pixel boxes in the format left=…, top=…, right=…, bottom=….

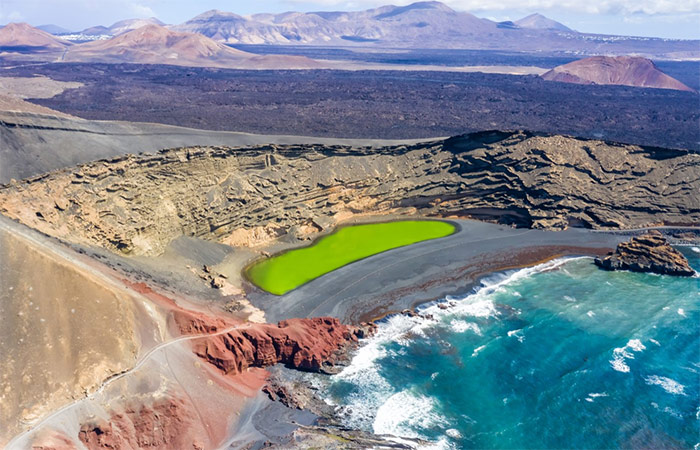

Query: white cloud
left=0, top=9, right=24, bottom=22
left=285, top=0, right=700, bottom=15
left=131, top=3, right=156, bottom=17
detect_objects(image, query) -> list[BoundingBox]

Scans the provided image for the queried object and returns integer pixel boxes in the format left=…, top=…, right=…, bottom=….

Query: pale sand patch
left=0, top=76, right=83, bottom=99
left=0, top=93, right=76, bottom=118
left=319, top=60, right=549, bottom=75
left=221, top=224, right=286, bottom=248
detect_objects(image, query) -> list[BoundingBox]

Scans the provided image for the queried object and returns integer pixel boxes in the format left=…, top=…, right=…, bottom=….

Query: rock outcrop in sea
left=594, top=231, right=695, bottom=276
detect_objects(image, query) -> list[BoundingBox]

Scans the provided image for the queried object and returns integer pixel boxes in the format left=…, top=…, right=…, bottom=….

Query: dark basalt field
left=5, top=62, right=698, bottom=150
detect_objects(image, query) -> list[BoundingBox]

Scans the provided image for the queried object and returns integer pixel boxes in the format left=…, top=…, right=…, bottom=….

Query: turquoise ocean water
left=327, top=247, right=700, bottom=449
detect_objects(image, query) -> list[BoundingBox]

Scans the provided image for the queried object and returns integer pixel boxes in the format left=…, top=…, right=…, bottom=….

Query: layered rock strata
left=0, top=131, right=697, bottom=256
left=595, top=230, right=695, bottom=276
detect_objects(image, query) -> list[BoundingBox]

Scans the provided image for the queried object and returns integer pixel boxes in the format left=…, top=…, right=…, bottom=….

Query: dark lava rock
left=595, top=231, right=695, bottom=276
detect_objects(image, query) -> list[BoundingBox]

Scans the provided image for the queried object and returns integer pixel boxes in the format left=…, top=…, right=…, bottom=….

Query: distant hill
left=79, top=17, right=164, bottom=36
left=62, top=24, right=319, bottom=69
left=37, top=24, right=74, bottom=35
left=541, top=56, right=695, bottom=92
left=106, top=17, right=165, bottom=35
left=80, top=25, right=111, bottom=36
left=0, top=23, right=72, bottom=50
left=515, top=13, right=571, bottom=32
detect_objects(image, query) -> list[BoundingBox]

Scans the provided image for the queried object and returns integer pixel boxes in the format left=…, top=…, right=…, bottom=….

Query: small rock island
left=595, top=230, right=695, bottom=276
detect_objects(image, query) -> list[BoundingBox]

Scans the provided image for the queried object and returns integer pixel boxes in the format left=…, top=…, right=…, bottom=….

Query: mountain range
left=61, top=24, right=319, bottom=69
left=23, top=1, right=699, bottom=59
left=1, top=22, right=695, bottom=91
left=80, top=17, right=165, bottom=37
left=168, top=1, right=696, bottom=57
left=173, top=2, right=573, bottom=46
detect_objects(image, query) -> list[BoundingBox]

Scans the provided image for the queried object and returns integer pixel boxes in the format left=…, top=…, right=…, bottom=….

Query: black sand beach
left=247, top=219, right=628, bottom=324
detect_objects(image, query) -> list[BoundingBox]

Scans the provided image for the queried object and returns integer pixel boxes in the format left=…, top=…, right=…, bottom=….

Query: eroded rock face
left=192, top=317, right=366, bottom=375
left=0, top=131, right=697, bottom=256
left=594, top=231, right=695, bottom=276
left=78, top=397, right=204, bottom=450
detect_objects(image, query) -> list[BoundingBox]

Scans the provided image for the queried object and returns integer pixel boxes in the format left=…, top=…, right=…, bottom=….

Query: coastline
left=3, top=211, right=696, bottom=448
left=299, top=247, right=700, bottom=450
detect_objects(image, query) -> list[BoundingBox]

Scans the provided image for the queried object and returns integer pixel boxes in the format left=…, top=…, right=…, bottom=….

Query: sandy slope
left=0, top=216, right=166, bottom=445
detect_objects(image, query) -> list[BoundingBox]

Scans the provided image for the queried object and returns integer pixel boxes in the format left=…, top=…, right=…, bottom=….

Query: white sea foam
left=610, top=339, right=646, bottom=373
left=472, top=345, right=486, bottom=357
left=586, top=310, right=596, bottom=317
left=663, top=407, right=683, bottom=419
left=585, top=392, right=609, bottom=402
left=507, top=328, right=525, bottom=342
left=627, top=339, right=646, bottom=352
left=589, top=392, right=609, bottom=398
left=446, top=429, right=462, bottom=439
left=373, top=390, right=447, bottom=438
left=564, top=295, right=577, bottom=302
left=450, top=319, right=481, bottom=335
left=610, top=356, right=630, bottom=373
left=650, top=339, right=660, bottom=346
left=331, top=257, right=584, bottom=440
left=332, top=315, right=418, bottom=429
left=645, top=375, right=686, bottom=396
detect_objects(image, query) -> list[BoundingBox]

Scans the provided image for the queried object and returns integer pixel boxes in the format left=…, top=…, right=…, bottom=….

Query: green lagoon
left=246, top=220, right=456, bottom=295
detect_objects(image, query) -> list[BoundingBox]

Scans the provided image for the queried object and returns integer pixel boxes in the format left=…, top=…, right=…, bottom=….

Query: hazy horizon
left=1, top=0, right=698, bottom=40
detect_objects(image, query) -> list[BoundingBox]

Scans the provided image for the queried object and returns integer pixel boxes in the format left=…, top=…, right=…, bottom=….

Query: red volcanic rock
left=79, top=397, right=204, bottom=450
left=170, top=308, right=235, bottom=335
left=541, top=56, right=695, bottom=92
left=193, top=317, right=364, bottom=375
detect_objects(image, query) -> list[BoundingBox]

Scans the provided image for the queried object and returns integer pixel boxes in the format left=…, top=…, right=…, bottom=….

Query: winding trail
left=0, top=216, right=250, bottom=448
left=6, top=322, right=250, bottom=449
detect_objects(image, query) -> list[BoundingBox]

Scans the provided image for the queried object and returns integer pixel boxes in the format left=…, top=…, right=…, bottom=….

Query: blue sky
left=1, top=0, right=698, bottom=39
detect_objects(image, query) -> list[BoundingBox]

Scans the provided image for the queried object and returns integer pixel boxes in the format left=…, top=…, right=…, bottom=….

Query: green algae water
left=246, top=220, right=456, bottom=295
left=326, top=247, right=700, bottom=449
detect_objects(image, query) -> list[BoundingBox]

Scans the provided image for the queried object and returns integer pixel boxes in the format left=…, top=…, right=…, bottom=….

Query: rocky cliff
left=595, top=231, right=695, bottom=276
left=0, top=130, right=697, bottom=256
left=191, top=317, right=365, bottom=375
